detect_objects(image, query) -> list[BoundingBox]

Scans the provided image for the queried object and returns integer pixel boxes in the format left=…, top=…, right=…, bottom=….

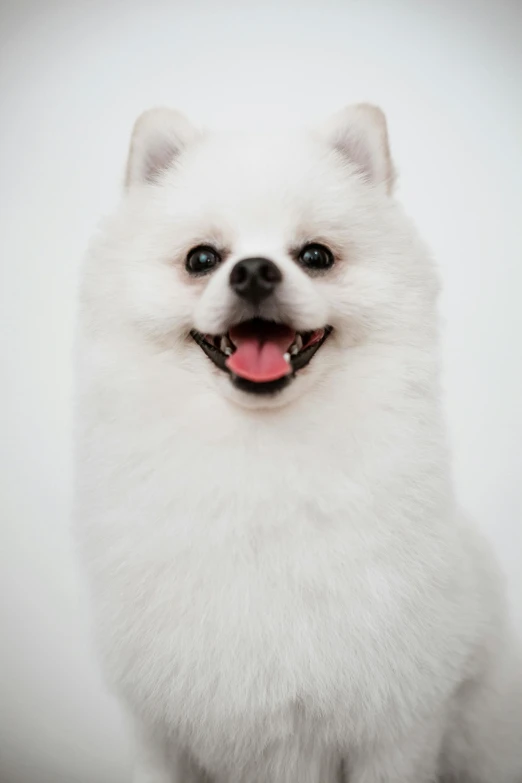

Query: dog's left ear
left=125, top=107, right=201, bottom=189
left=322, top=104, right=395, bottom=194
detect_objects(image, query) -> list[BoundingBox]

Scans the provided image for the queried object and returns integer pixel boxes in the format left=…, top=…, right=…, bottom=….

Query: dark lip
left=190, top=321, right=333, bottom=395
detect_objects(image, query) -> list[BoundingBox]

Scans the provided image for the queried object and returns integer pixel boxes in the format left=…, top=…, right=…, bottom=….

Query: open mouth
left=190, top=318, right=332, bottom=394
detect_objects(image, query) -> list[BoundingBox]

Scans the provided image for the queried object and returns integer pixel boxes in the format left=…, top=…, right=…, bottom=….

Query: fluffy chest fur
left=77, top=345, right=475, bottom=770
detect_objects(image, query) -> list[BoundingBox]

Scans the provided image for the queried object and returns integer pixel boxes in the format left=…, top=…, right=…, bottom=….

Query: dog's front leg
left=347, top=718, right=443, bottom=783
left=348, top=752, right=439, bottom=783
left=132, top=724, right=208, bottom=783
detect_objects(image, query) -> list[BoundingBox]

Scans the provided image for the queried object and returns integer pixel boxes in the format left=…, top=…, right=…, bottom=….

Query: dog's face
left=94, top=105, right=436, bottom=410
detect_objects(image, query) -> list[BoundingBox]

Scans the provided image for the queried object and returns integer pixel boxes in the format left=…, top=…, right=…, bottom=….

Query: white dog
left=75, top=104, right=522, bottom=782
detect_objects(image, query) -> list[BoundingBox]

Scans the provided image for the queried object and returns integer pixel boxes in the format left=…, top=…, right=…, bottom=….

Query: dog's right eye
left=186, top=246, right=222, bottom=275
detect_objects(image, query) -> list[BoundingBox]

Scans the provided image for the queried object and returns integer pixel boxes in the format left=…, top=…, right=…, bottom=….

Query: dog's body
left=76, top=106, right=522, bottom=782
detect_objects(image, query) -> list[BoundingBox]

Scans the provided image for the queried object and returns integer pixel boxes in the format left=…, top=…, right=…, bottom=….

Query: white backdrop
left=1, top=1, right=521, bottom=781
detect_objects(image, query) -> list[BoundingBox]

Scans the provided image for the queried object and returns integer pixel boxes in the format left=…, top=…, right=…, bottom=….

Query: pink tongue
left=226, top=322, right=295, bottom=383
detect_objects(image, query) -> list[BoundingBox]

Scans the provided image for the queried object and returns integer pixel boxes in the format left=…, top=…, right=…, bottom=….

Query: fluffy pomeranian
left=75, top=104, right=522, bottom=782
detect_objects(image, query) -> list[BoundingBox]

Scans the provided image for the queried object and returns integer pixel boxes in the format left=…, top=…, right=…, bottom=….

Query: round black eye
left=298, top=243, right=334, bottom=271
left=186, top=246, right=222, bottom=275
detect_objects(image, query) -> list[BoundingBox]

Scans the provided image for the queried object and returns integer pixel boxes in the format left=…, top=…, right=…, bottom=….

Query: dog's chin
left=214, top=363, right=329, bottom=411
left=190, top=317, right=333, bottom=409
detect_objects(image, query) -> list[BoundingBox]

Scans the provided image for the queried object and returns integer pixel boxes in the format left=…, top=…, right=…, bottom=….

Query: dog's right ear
left=125, top=108, right=200, bottom=189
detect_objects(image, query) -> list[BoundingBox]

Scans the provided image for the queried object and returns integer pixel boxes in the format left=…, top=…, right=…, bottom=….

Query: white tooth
left=289, top=334, right=302, bottom=355
left=283, top=352, right=291, bottom=363
left=219, top=335, right=234, bottom=356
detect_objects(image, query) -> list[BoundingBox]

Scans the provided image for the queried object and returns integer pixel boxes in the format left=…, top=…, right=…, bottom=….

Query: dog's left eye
left=298, top=244, right=334, bottom=271
left=186, top=246, right=222, bottom=275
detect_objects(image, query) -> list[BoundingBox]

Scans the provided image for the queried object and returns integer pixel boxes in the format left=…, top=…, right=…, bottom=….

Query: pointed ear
left=322, top=104, right=395, bottom=194
left=125, top=108, right=200, bottom=188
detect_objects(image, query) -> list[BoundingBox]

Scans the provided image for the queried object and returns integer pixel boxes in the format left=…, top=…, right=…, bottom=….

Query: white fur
left=75, top=105, right=522, bottom=783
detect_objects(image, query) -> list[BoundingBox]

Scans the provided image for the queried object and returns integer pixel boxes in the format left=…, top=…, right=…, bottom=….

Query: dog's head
left=90, top=105, right=437, bottom=409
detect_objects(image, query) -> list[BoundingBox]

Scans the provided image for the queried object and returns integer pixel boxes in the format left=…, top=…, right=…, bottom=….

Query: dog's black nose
left=229, top=258, right=282, bottom=304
